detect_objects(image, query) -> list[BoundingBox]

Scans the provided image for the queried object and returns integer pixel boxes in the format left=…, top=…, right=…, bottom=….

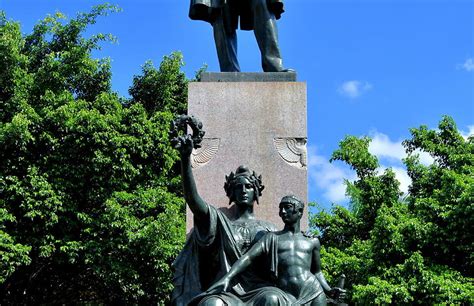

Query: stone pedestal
left=187, top=72, right=307, bottom=232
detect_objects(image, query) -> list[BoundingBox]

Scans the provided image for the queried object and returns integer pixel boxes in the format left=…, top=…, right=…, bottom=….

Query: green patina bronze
left=202, top=195, right=346, bottom=305
left=170, top=116, right=345, bottom=306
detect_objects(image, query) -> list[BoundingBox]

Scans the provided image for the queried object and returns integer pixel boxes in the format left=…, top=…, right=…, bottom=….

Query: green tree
left=311, top=116, right=474, bottom=304
left=0, top=6, right=187, bottom=304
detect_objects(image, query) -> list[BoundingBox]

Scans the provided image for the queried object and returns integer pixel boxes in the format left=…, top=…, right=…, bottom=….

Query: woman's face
left=233, top=176, right=255, bottom=207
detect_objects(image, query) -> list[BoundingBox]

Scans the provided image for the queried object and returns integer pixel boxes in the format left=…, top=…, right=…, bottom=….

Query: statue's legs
left=212, top=14, right=240, bottom=72
left=251, top=0, right=284, bottom=72
left=253, top=290, right=290, bottom=305
left=310, top=293, right=328, bottom=306
left=198, top=296, right=227, bottom=306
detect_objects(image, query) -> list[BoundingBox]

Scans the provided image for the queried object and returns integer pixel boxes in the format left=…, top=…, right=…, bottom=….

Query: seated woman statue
left=171, top=131, right=288, bottom=305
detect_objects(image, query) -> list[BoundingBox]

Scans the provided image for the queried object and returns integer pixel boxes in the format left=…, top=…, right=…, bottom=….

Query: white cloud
left=378, top=165, right=411, bottom=194
left=360, top=132, right=433, bottom=196
left=325, top=183, right=348, bottom=204
left=460, top=58, right=474, bottom=72
left=307, top=146, right=355, bottom=203
left=369, top=132, right=406, bottom=161
left=460, top=125, right=474, bottom=140
left=369, top=131, right=434, bottom=166
left=338, top=80, right=372, bottom=98
left=392, top=166, right=411, bottom=194
left=417, top=150, right=435, bottom=166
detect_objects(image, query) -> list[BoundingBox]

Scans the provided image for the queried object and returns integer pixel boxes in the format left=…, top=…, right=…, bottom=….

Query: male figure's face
left=279, top=201, right=302, bottom=225
left=233, top=176, right=255, bottom=207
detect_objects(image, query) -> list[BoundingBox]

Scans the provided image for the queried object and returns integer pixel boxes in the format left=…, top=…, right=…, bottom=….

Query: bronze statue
left=171, top=116, right=284, bottom=305
left=189, top=0, right=291, bottom=72
left=205, top=195, right=346, bottom=305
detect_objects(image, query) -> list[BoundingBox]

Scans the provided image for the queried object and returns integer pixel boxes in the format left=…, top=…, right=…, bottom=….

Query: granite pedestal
left=187, top=72, right=307, bottom=232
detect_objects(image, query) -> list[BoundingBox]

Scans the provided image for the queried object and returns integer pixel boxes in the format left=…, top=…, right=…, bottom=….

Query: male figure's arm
left=312, top=238, right=346, bottom=301
left=205, top=233, right=268, bottom=293
left=311, top=238, right=332, bottom=292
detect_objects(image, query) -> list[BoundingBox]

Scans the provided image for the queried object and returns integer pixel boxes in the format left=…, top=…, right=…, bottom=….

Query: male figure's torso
left=276, top=232, right=318, bottom=299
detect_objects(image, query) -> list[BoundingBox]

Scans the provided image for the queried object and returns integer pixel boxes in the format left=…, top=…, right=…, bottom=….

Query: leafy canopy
left=311, top=116, right=474, bottom=305
left=0, top=6, right=188, bottom=304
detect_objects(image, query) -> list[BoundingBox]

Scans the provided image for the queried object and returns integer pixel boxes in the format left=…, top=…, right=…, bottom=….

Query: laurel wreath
left=169, top=115, right=205, bottom=149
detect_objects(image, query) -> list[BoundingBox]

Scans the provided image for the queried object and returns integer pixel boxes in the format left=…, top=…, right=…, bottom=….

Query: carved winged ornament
left=191, top=138, right=220, bottom=169
left=274, top=137, right=307, bottom=169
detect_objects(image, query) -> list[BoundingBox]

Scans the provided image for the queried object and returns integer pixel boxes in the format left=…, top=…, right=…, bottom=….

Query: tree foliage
left=311, top=116, right=474, bottom=304
left=0, top=6, right=187, bottom=304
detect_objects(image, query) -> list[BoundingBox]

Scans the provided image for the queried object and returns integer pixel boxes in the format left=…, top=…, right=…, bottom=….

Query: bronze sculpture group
left=170, top=117, right=345, bottom=306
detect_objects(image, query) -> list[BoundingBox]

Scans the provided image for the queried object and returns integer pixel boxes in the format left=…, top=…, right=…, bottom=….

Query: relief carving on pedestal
left=191, top=138, right=220, bottom=169
left=274, top=137, right=307, bottom=169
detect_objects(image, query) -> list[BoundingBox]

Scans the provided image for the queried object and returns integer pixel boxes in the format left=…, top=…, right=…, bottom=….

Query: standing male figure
left=189, top=0, right=290, bottom=72
left=204, top=195, right=346, bottom=305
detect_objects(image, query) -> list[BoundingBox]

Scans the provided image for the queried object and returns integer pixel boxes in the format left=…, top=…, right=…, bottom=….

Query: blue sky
left=2, top=0, right=473, bottom=209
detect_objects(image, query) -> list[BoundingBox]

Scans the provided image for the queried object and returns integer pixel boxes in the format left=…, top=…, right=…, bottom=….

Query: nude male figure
left=206, top=195, right=345, bottom=305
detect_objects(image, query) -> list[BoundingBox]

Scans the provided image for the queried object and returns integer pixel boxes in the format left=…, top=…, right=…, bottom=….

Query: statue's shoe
left=279, top=68, right=296, bottom=73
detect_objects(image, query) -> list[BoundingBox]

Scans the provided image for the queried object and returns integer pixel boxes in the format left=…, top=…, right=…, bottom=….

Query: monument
left=170, top=1, right=346, bottom=304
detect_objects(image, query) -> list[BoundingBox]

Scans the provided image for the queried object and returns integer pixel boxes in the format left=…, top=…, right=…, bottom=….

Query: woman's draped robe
left=171, top=205, right=278, bottom=305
